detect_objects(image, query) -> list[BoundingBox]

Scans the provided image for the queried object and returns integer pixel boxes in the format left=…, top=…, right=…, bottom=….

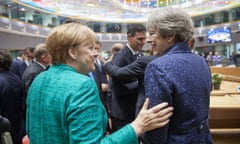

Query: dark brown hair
left=0, top=50, right=12, bottom=70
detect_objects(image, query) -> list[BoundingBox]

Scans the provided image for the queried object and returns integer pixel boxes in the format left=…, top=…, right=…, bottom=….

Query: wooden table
left=210, top=94, right=240, bottom=128
left=210, top=81, right=240, bottom=129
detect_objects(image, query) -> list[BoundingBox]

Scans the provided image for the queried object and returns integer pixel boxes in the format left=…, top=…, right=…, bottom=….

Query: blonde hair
left=46, top=23, right=96, bottom=64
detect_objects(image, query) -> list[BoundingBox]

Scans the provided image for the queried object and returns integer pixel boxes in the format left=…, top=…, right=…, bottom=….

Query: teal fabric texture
left=26, top=64, right=138, bottom=144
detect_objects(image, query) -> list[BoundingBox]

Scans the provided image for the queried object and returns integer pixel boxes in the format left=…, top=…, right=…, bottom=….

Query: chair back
left=1, top=132, right=13, bottom=144
left=0, top=116, right=13, bottom=144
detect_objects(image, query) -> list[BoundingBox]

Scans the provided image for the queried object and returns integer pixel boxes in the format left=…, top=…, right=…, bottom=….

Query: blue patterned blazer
left=143, top=42, right=212, bottom=144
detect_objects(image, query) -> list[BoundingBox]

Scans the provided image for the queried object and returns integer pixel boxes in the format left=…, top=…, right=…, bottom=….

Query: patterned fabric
left=26, top=64, right=138, bottom=144
left=143, top=42, right=212, bottom=144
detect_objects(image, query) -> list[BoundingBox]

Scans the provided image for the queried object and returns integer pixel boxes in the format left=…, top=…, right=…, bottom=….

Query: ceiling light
left=86, top=3, right=95, bottom=7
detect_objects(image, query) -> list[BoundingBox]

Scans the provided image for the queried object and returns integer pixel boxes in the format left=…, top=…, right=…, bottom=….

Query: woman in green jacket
left=26, top=23, right=173, bottom=144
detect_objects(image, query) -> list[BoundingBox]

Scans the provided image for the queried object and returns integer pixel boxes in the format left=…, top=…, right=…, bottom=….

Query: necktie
left=134, top=54, right=138, bottom=60
left=134, top=52, right=143, bottom=60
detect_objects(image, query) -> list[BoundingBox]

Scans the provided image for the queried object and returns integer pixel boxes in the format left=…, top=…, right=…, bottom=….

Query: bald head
left=111, top=43, right=123, bottom=56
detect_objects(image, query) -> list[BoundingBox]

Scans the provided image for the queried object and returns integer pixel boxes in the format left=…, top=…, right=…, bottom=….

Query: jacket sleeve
left=104, top=59, right=144, bottom=79
left=67, top=79, right=138, bottom=144
left=99, top=65, right=108, bottom=84
left=143, top=62, right=172, bottom=144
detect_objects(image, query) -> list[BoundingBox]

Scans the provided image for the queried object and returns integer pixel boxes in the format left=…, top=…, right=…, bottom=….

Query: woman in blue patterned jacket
left=26, top=23, right=174, bottom=144
left=143, top=7, right=212, bottom=144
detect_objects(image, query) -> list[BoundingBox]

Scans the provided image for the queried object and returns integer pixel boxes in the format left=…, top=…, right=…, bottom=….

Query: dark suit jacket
left=105, top=56, right=157, bottom=116
left=22, top=61, right=45, bottom=95
left=92, top=61, right=108, bottom=109
left=10, top=58, right=27, bottom=79
left=233, top=53, right=240, bottom=67
left=109, top=45, right=140, bottom=121
left=0, top=70, right=24, bottom=144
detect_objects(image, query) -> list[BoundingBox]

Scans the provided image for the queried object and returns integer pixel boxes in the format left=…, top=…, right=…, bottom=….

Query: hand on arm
left=131, top=98, right=173, bottom=136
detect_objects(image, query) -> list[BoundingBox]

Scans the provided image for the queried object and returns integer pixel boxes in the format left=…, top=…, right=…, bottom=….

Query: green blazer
left=26, top=64, right=138, bottom=144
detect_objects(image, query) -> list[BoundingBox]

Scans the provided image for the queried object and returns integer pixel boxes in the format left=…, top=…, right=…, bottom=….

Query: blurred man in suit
left=111, top=43, right=124, bottom=56
left=0, top=50, right=25, bottom=144
left=88, top=41, right=110, bottom=132
left=105, top=34, right=157, bottom=117
left=89, top=41, right=109, bottom=111
left=109, top=24, right=147, bottom=132
left=24, top=47, right=35, bottom=66
left=106, top=43, right=124, bottom=111
left=232, top=52, right=240, bottom=67
left=10, top=51, right=27, bottom=79
left=22, top=43, right=52, bottom=95
left=22, top=44, right=51, bottom=130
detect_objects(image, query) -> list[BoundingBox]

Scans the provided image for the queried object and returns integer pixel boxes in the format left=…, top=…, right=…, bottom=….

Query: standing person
left=232, top=52, right=240, bottom=67
left=24, top=47, right=35, bottom=66
left=90, top=41, right=109, bottom=111
left=212, top=51, right=222, bottom=65
left=106, top=42, right=124, bottom=131
left=110, top=24, right=147, bottom=132
left=26, top=23, right=173, bottom=144
left=143, top=7, right=212, bottom=144
left=105, top=55, right=156, bottom=115
left=10, top=50, right=27, bottom=79
left=110, top=43, right=124, bottom=58
left=89, top=40, right=111, bottom=132
left=22, top=43, right=52, bottom=137
left=207, top=51, right=213, bottom=66
left=105, top=35, right=157, bottom=117
left=22, top=43, right=52, bottom=95
left=0, top=50, right=25, bottom=144
left=104, top=43, right=124, bottom=102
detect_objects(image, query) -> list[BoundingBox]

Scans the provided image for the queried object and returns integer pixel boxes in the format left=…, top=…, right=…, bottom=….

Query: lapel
left=124, top=46, right=136, bottom=62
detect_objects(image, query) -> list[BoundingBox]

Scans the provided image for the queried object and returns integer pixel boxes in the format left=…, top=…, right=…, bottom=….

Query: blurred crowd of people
left=192, top=50, right=240, bottom=67
left=0, top=44, right=51, bottom=144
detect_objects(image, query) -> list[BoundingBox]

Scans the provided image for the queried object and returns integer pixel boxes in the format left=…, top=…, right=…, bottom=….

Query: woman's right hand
left=130, top=98, right=173, bottom=136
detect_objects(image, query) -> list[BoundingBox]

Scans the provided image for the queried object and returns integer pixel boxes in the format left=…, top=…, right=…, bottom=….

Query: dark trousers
left=110, top=116, right=131, bottom=132
left=111, top=116, right=143, bottom=144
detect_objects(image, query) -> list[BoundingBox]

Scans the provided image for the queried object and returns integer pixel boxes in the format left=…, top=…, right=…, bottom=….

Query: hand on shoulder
left=131, top=98, right=173, bottom=136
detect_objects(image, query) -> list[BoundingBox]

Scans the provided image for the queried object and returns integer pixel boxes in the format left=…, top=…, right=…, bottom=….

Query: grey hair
left=147, top=7, right=194, bottom=42
left=33, top=43, right=48, bottom=60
